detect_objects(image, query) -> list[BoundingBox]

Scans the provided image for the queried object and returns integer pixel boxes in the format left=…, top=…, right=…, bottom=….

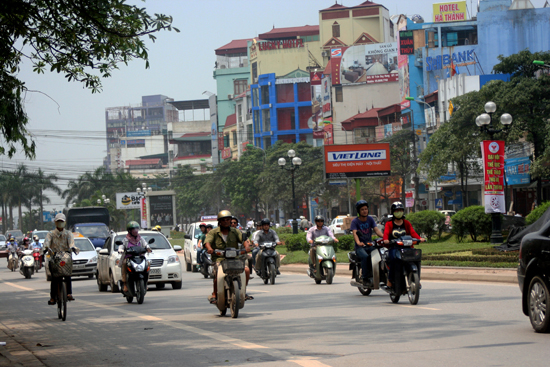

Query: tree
left=384, top=130, right=417, bottom=208
left=29, top=168, right=61, bottom=229
left=1, top=0, right=178, bottom=157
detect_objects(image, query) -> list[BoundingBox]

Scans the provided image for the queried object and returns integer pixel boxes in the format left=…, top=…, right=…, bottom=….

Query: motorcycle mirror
left=148, top=238, right=155, bottom=244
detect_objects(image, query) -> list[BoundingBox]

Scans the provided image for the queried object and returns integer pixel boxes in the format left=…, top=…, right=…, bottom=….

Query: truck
left=64, top=207, right=110, bottom=248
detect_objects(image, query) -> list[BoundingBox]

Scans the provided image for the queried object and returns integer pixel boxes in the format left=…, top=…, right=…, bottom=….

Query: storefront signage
left=258, top=39, right=304, bottom=51
left=127, top=130, right=151, bottom=137
left=481, top=140, right=505, bottom=213
left=433, top=1, right=467, bottom=22
left=221, top=147, right=232, bottom=160
left=425, top=49, right=475, bottom=71
left=505, top=156, right=531, bottom=185
left=116, top=192, right=142, bottom=210
left=323, top=143, right=391, bottom=179
left=399, top=31, right=414, bottom=55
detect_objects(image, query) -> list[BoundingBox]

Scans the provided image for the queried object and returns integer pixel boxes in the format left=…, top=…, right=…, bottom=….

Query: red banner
left=221, top=147, right=232, bottom=160
left=481, top=140, right=505, bottom=213
left=323, top=124, right=334, bottom=145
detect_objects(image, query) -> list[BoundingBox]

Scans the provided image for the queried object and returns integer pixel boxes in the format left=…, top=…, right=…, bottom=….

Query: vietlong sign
left=323, top=143, right=391, bottom=179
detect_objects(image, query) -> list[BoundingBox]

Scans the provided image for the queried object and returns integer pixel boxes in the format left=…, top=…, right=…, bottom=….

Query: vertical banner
left=405, top=191, right=414, bottom=208
left=481, top=140, right=505, bottom=213
left=140, top=197, right=147, bottom=229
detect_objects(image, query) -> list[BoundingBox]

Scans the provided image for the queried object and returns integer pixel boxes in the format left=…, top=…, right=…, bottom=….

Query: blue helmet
left=355, top=200, right=369, bottom=214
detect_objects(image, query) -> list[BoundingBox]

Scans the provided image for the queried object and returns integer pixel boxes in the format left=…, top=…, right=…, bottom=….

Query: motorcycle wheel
left=137, top=279, right=145, bottom=304
left=326, top=268, right=334, bottom=285
left=203, top=271, right=208, bottom=279
left=24, top=267, right=32, bottom=279
left=220, top=308, right=227, bottom=316
left=269, top=263, right=276, bottom=285
left=230, top=279, right=240, bottom=319
left=358, top=287, right=372, bottom=296
left=263, top=277, right=268, bottom=284
left=407, top=272, right=420, bottom=305
left=315, top=278, right=322, bottom=284
left=126, top=296, right=134, bottom=303
left=390, top=276, right=402, bottom=303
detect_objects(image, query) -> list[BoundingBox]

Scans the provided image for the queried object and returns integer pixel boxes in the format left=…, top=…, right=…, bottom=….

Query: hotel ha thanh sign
left=258, top=38, right=304, bottom=51
left=433, top=1, right=467, bottom=22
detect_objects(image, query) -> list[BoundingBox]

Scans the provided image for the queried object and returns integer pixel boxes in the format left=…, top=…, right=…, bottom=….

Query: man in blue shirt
left=350, top=200, right=384, bottom=286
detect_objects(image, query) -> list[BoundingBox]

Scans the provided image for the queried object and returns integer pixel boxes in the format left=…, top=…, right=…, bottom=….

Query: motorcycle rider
left=204, top=210, right=252, bottom=303
left=32, top=235, right=44, bottom=266
left=196, top=223, right=208, bottom=267
left=253, top=218, right=282, bottom=276
left=119, top=221, right=152, bottom=293
left=7, top=236, right=19, bottom=267
left=44, top=213, right=79, bottom=304
left=383, top=202, right=425, bottom=288
left=307, top=215, right=339, bottom=271
left=350, top=200, right=384, bottom=286
left=299, top=216, right=309, bottom=231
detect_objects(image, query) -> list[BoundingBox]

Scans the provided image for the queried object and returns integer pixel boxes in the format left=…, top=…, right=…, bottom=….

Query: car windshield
left=115, top=233, right=172, bottom=250
left=74, top=225, right=109, bottom=238
left=74, top=238, right=95, bottom=252
left=32, top=231, right=48, bottom=240
left=337, top=219, right=343, bottom=224
left=7, top=230, right=23, bottom=237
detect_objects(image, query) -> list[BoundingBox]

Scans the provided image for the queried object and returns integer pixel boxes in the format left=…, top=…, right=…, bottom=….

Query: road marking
left=139, top=315, right=162, bottom=321
left=289, top=359, right=333, bottom=367
left=399, top=305, right=441, bottom=311
left=3, top=282, right=34, bottom=291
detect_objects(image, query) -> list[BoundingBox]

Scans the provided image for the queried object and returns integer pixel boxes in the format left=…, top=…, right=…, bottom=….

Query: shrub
left=335, top=234, right=355, bottom=251
left=525, top=201, right=550, bottom=225
left=280, top=233, right=308, bottom=252
left=406, top=210, right=445, bottom=241
left=274, top=227, right=292, bottom=235
left=451, top=206, right=493, bottom=242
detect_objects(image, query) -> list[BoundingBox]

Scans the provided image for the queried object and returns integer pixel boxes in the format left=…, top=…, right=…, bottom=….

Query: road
left=0, top=264, right=548, bottom=367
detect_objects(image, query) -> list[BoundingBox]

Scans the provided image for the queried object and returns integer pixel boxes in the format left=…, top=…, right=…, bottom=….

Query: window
left=232, top=131, right=237, bottom=146
left=234, top=79, right=247, bottom=95
left=335, top=86, right=343, bottom=102
left=246, top=124, right=253, bottom=141
left=237, top=104, right=243, bottom=123
left=262, top=109, right=271, bottom=132
left=252, top=87, right=259, bottom=107
left=253, top=110, right=260, bottom=134
left=224, top=134, right=229, bottom=148
left=252, top=62, right=258, bottom=83
left=261, top=85, right=270, bottom=105
left=332, top=22, right=340, bottom=38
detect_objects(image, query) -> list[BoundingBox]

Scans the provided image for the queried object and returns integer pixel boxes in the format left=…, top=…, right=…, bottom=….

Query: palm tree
left=32, top=169, right=61, bottom=229
left=9, top=164, right=31, bottom=230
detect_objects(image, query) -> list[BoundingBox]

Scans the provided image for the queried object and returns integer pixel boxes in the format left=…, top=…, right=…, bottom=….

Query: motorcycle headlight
left=317, top=255, right=323, bottom=260
left=167, top=255, right=179, bottom=264
left=89, top=256, right=97, bottom=263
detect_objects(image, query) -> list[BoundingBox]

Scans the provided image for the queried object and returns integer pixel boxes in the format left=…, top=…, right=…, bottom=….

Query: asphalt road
left=0, top=264, right=548, bottom=367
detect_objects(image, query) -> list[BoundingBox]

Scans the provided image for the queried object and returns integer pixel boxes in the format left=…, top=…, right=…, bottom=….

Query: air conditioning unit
left=322, top=51, right=328, bottom=57
left=228, top=94, right=234, bottom=100
left=269, top=131, right=274, bottom=135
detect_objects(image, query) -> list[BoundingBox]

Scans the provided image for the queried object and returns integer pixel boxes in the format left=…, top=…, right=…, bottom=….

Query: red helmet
left=199, top=223, right=207, bottom=227
left=23, top=237, right=29, bottom=242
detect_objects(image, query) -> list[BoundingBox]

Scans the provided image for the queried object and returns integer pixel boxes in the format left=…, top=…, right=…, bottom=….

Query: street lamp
left=476, top=101, right=513, bottom=244
left=278, top=149, right=302, bottom=234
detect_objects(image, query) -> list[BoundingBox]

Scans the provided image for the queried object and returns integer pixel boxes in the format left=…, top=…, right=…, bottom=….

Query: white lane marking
left=290, top=359, right=333, bottom=367
left=4, top=282, right=34, bottom=291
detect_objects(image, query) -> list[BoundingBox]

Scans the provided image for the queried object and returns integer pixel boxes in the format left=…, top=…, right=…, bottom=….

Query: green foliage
left=336, top=234, right=355, bottom=251
left=525, top=201, right=550, bottom=225
left=279, top=233, right=308, bottom=252
left=451, top=206, right=493, bottom=242
left=1, top=0, right=178, bottom=157
left=274, top=227, right=292, bottom=235
left=406, top=210, right=445, bottom=240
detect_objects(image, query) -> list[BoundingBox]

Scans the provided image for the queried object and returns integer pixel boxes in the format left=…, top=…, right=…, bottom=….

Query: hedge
left=525, top=201, right=550, bottom=225
left=406, top=210, right=445, bottom=241
left=451, top=206, right=493, bottom=242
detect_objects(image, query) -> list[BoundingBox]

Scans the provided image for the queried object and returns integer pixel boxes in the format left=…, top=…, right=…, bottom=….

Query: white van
left=183, top=221, right=217, bottom=272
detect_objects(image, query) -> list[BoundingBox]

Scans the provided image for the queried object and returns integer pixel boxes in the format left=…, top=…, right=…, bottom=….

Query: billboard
left=116, top=192, right=142, bottom=210
left=332, top=43, right=399, bottom=85
left=481, top=140, right=505, bottom=213
left=146, top=191, right=176, bottom=228
left=323, top=143, right=391, bottom=179
left=127, top=130, right=151, bottom=137
left=433, top=1, right=467, bottom=22
left=505, top=156, right=531, bottom=185
left=321, top=74, right=332, bottom=117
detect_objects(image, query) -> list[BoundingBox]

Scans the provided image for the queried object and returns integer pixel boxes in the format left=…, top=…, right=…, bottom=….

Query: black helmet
left=260, top=218, right=270, bottom=226
left=205, top=224, right=214, bottom=229
left=127, top=221, right=140, bottom=231
left=314, top=215, right=325, bottom=222
left=355, top=200, right=369, bottom=214
left=391, top=201, right=405, bottom=214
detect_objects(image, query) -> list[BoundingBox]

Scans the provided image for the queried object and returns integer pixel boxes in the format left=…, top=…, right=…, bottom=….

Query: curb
left=280, top=264, right=518, bottom=284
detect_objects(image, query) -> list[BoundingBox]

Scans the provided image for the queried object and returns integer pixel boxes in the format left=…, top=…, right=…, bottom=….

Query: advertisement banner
left=127, top=130, right=151, bottom=137
left=323, top=124, right=334, bottom=145
left=398, top=28, right=410, bottom=111
left=218, top=132, right=224, bottom=152
left=375, top=126, right=385, bottom=141
left=140, top=197, right=147, bottom=229
left=221, top=147, right=232, bottom=160
left=323, top=143, right=391, bottom=179
left=149, top=195, right=175, bottom=227
left=116, top=192, right=142, bottom=210
left=433, top=1, right=467, bottom=23
left=481, top=140, right=505, bottom=213
left=333, top=43, right=399, bottom=86
left=405, top=191, right=414, bottom=208
left=399, top=30, right=414, bottom=55
left=505, top=156, right=531, bottom=185
left=321, top=75, right=332, bottom=117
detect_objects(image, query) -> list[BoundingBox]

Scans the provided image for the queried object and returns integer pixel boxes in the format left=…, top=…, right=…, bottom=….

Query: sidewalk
left=280, top=264, right=518, bottom=284
left=0, top=326, right=45, bottom=367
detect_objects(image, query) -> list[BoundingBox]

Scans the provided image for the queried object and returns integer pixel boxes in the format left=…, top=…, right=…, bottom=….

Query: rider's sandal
left=67, top=295, right=75, bottom=301
left=245, top=294, right=254, bottom=300
left=208, top=295, right=217, bottom=304
left=47, top=299, right=56, bottom=305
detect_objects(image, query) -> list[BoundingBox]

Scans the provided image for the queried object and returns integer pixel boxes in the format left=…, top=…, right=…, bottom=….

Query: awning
left=168, top=99, right=210, bottom=111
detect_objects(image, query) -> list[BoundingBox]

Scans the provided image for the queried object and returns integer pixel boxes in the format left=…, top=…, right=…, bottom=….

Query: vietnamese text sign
left=332, top=43, right=398, bottom=85
left=481, top=140, right=505, bottom=213
left=140, top=197, right=147, bottom=229
left=433, top=1, right=467, bottom=22
left=323, top=143, right=391, bottom=179
left=505, top=156, right=531, bottom=185
left=399, top=31, right=414, bottom=55
left=116, top=192, right=142, bottom=210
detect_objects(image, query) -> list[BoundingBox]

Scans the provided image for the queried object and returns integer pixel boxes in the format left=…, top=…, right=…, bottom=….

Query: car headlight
left=167, top=255, right=179, bottom=264
left=89, top=256, right=97, bottom=263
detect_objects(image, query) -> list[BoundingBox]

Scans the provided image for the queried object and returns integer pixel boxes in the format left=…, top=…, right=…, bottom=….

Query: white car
left=45, top=235, right=98, bottom=281
left=32, top=230, right=49, bottom=245
left=183, top=221, right=217, bottom=272
left=329, top=217, right=346, bottom=235
left=96, top=230, right=182, bottom=292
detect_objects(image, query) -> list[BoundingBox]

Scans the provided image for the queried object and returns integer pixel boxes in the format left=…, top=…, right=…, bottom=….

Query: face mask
left=393, top=211, right=404, bottom=219
left=56, top=221, right=66, bottom=228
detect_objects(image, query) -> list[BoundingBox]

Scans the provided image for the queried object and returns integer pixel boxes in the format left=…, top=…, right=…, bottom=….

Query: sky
left=6, top=0, right=548, bottom=210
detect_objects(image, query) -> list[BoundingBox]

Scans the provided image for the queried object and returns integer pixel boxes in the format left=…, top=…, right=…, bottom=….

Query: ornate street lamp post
left=278, top=149, right=302, bottom=234
left=476, top=101, right=513, bottom=244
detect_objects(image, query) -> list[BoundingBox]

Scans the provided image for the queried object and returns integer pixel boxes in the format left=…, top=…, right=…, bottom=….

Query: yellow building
left=221, top=113, right=238, bottom=161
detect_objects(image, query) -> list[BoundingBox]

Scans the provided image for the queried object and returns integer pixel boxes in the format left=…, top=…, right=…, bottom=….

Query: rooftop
left=258, top=25, right=319, bottom=40
left=215, top=39, right=253, bottom=55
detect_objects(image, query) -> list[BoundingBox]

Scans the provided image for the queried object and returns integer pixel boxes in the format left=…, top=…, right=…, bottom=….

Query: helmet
left=127, top=221, right=140, bottom=231
left=217, top=210, right=232, bottom=220
left=205, top=224, right=214, bottom=229
left=33, top=235, right=39, bottom=241
left=314, top=215, right=325, bottom=222
left=199, top=222, right=207, bottom=228
left=23, top=237, right=29, bottom=242
left=9, top=236, right=14, bottom=242
left=391, top=201, right=405, bottom=214
left=154, top=225, right=162, bottom=231
left=260, top=218, right=270, bottom=226
left=355, top=200, right=369, bottom=213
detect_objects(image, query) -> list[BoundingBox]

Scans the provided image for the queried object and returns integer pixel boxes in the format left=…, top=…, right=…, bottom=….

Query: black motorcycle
left=349, top=236, right=422, bottom=305
left=117, top=238, right=154, bottom=304
left=257, top=242, right=278, bottom=285
left=199, top=250, right=215, bottom=279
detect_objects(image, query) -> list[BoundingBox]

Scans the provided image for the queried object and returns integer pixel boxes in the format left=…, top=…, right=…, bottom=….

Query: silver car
left=45, top=236, right=98, bottom=280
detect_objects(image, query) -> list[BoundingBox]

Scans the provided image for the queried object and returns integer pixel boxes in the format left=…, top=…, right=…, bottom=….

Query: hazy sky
left=6, top=0, right=546, bottom=209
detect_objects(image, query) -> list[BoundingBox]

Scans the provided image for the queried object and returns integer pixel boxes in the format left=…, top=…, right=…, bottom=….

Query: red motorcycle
left=33, top=248, right=42, bottom=272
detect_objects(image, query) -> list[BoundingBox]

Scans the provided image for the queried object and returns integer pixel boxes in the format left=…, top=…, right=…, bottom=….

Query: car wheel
left=185, top=255, right=191, bottom=272
left=97, top=272, right=107, bottom=292
left=528, top=275, right=550, bottom=333
left=109, top=272, right=119, bottom=293
left=172, top=281, right=182, bottom=290
left=192, top=264, right=199, bottom=273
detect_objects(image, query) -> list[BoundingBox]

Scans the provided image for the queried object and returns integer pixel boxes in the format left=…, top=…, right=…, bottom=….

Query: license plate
left=150, top=268, right=161, bottom=275
left=225, top=250, right=237, bottom=258
left=74, top=265, right=84, bottom=269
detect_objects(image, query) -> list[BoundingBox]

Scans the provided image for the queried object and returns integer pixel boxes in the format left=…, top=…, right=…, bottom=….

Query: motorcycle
left=117, top=238, right=154, bottom=304
left=19, top=249, right=35, bottom=279
left=257, top=242, right=278, bottom=285
left=199, top=250, right=215, bottom=279
left=307, top=235, right=336, bottom=285
left=348, top=235, right=422, bottom=305
left=33, top=248, right=42, bottom=272
left=212, top=247, right=247, bottom=318
left=8, top=251, right=19, bottom=272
